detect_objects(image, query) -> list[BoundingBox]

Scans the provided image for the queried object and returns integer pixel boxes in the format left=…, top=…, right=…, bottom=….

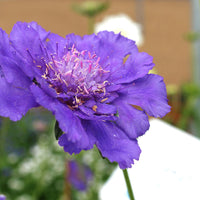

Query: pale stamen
left=39, top=45, right=110, bottom=108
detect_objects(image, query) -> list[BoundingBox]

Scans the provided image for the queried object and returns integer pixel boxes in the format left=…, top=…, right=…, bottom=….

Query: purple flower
left=67, top=160, right=93, bottom=191
left=0, top=22, right=170, bottom=169
left=0, top=195, right=6, bottom=200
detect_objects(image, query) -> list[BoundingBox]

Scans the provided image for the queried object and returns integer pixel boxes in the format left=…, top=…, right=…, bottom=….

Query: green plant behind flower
left=72, top=0, right=109, bottom=34
left=72, top=0, right=108, bottom=17
left=0, top=110, right=66, bottom=200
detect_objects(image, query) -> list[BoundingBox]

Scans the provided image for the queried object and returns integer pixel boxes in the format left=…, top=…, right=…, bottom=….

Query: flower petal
left=75, top=109, right=117, bottom=121
left=120, top=74, right=171, bottom=117
left=9, top=22, right=49, bottom=77
left=67, top=31, right=138, bottom=82
left=98, top=32, right=138, bottom=76
left=97, top=31, right=138, bottom=62
left=46, top=33, right=67, bottom=57
left=0, top=75, right=37, bottom=121
left=72, top=33, right=99, bottom=53
left=114, top=100, right=150, bottom=139
left=0, top=28, right=10, bottom=56
left=96, top=102, right=117, bottom=115
left=79, top=105, right=95, bottom=116
left=30, top=84, right=90, bottom=147
left=82, top=120, right=141, bottom=169
left=28, top=21, right=50, bottom=40
left=102, top=92, right=119, bottom=103
left=65, top=33, right=82, bottom=47
left=0, top=55, right=31, bottom=87
left=113, top=52, right=155, bottom=84
left=58, top=134, right=83, bottom=154
left=10, top=22, right=47, bottom=59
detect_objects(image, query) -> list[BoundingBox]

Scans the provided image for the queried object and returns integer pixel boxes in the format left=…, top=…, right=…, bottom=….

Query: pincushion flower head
left=0, top=22, right=170, bottom=169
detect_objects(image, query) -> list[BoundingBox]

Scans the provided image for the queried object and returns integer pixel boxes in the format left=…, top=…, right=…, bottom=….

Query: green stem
left=88, top=16, right=94, bottom=34
left=122, top=169, right=135, bottom=200
left=0, top=118, right=9, bottom=155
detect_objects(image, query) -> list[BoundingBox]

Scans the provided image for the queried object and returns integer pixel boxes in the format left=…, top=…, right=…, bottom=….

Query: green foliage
left=166, top=82, right=200, bottom=136
left=72, top=1, right=109, bottom=18
left=54, top=121, right=63, bottom=140
left=184, top=32, right=200, bottom=43
left=177, top=82, right=200, bottom=133
left=69, top=147, right=116, bottom=200
left=0, top=110, right=66, bottom=200
left=0, top=109, right=116, bottom=200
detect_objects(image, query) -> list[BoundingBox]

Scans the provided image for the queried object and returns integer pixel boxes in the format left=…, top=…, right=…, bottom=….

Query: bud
left=72, top=1, right=108, bottom=17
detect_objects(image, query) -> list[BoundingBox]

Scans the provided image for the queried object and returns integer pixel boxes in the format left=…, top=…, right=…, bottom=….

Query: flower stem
left=88, top=16, right=94, bottom=34
left=122, top=169, right=135, bottom=200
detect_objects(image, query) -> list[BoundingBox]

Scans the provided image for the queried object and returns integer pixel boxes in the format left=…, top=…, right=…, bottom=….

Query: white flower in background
left=18, top=137, right=65, bottom=183
left=7, top=153, right=19, bottom=164
left=8, top=179, right=24, bottom=191
left=16, top=194, right=32, bottom=200
left=95, top=14, right=144, bottom=46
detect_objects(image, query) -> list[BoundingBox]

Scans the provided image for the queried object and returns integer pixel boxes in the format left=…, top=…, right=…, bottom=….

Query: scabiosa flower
left=0, top=22, right=170, bottom=169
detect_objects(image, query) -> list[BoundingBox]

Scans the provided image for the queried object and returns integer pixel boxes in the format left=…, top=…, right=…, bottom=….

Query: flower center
left=40, top=45, right=109, bottom=108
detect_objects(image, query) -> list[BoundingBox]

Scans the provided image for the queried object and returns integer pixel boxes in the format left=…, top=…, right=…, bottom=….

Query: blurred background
left=0, top=0, right=199, bottom=199
left=0, top=0, right=191, bottom=86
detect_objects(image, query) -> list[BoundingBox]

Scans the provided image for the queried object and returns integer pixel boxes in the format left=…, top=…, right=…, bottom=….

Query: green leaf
left=183, top=32, right=200, bottom=43
left=54, top=121, right=63, bottom=140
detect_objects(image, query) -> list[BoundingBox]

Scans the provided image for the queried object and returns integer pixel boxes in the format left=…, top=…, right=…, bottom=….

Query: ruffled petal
left=0, top=28, right=10, bottom=56
left=30, top=84, right=90, bottom=148
left=106, top=84, right=122, bottom=92
left=58, top=134, right=82, bottom=154
left=9, top=22, right=49, bottom=77
left=0, top=28, right=38, bottom=120
left=65, top=33, right=82, bottom=47
left=73, top=33, right=99, bottom=53
left=58, top=132, right=94, bottom=155
left=74, top=110, right=117, bottom=121
left=28, top=21, right=50, bottom=41
left=79, top=105, right=95, bottom=116
left=102, top=92, right=119, bottom=103
left=96, top=31, right=138, bottom=62
left=82, top=120, right=141, bottom=169
left=96, top=32, right=138, bottom=77
left=96, top=102, right=117, bottom=115
left=10, top=22, right=47, bottom=59
left=0, top=74, right=37, bottom=121
left=64, top=31, right=138, bottom=82
left=113, top=52, right=155, bottom=84
left=46, top=33, right=67, bottom=57
left=0, top=55, right=31, bottom=88
left=113, top=100, right=150, bottom=139
left=120, top=74, right=171, bottom=117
